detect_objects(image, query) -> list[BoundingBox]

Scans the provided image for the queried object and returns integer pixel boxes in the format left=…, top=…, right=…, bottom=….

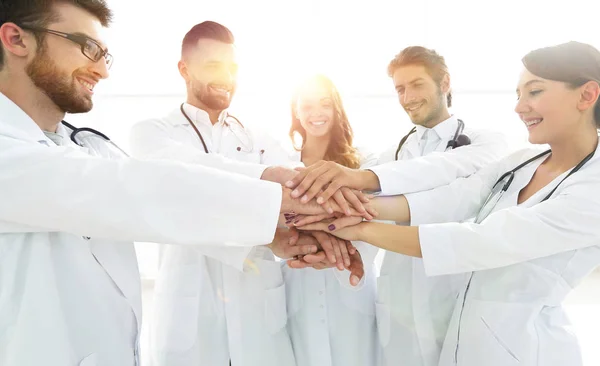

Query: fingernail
left=285, top=219, right=292, bottom=224
left=291, top=189, right=299, bottom=197
left=345, top=259, right=350, bottom=267
left=301, top=195, right=308, bottom=203
left=330, top=255, right=336, bottom=263
left=328, top=224, right=336, bottom=231
left=345, top=209, right=351, bottom=216
left=317, top=197, right=324, bottom=204
left=286, top=181, right=294, bottom=187
left=351, top=275, right=359, bottom=286
left=327, top=208, right=334, bottom=214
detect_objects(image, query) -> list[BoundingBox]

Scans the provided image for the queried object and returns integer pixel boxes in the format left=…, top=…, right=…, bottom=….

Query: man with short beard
left=0, top=2, right=356, bottom=366
left=129, top=21, right=315, bottom=366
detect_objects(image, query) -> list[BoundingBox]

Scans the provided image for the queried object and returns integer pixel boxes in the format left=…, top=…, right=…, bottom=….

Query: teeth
left=406, top=103, right=422, bottom=112
left=311, top=121, right=326, bottom=126
left=526, top=119, right=542, bottom=126
left=79, top=79, right=94, bottom=91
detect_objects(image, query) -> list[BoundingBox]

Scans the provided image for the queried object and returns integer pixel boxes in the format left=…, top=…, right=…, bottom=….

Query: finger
left=318, top=180, right=343, bottom=205
left=348, top=251, right=365, bottom=286
left=354, top=190, right=371, bottom=204
left=290, top=163, right=328, bottom=200
left=303, top=169, right=338, bottom=204
left=286, top=244, right=318, bottom=258
left=312, top=231, right=336, bottom=264
left=298, top=215, right=362, bottom=232
left=330, top=235, right=344, bottom=270
left=332, top=190, right=351, bottom=216
left=301, top=252, right=327, bottom=264
left=336, top=236, right=351, bottom=269
left=346, top=241, right=357, bottom=255
left=365, top=206, right=379, bottom=219
left=292, top=213, right=334, bottom=227
left=321, top=199, right=334, bottom=215
left=287, top=259, right=311, bottom=269
left=288, top=228, right=299, bottom=246
left=285, top=166, right=310, bottom=190
left=342, top=187, right=366, bottom=215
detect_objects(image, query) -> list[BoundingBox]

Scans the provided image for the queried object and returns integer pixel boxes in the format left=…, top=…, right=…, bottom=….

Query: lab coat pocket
left=265, top=283, right=288, bottom=334
left=78, top=353, right=98, bottom=366
left=339, top=273, right=376, bottom=316
left=376, top=275, right=391, bottom=347
left=151, top=294, right=200, bottom=353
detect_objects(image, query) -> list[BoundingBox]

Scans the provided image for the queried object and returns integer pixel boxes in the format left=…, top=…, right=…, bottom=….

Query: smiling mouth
left=310, top=121, right=327, bottom=126
left=209, top=85, right=231, bottom=95
left=525, top=118, right=543, bottom=128
left=405, top=103, right=423, bottom=112
left=77, top=78, right=95, bottom=93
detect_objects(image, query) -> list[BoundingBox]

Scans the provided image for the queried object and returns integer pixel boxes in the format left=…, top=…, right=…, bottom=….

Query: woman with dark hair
left=283, top=74, right=380, bottom=366
left=297, top=42, right=600, bottom=366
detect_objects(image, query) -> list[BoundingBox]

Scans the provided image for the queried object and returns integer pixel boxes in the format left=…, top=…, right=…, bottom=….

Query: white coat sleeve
left=369, top=129, right=509, bottom=196
left=419, top=161, right=600, bottom=276
left=130, top=119, right=268, bottom=179
left=0, top=138, right=281, bottom=247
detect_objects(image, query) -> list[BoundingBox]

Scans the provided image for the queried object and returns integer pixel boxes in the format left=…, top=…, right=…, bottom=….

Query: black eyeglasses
left=20, top=26, right=113, bottom=69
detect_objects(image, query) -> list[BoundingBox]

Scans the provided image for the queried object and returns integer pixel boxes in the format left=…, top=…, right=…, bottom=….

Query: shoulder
left=355, top=145, right=379, bottom=169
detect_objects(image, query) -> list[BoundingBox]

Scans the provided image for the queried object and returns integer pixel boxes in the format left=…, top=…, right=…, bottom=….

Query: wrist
left=356, top=222, right=370, bottom=242
left=358, top=169, right=381, bottom=191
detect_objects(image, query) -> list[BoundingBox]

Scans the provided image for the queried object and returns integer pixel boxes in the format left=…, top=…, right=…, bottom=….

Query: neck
left=547, top=122, right=598, bottom=171
left=0, top=72, right=65, bottom=132
left=186, top=96, right=222, bottom=125
left=301, top=134, right=330, bottom=166
left=422, top=108, right=451, bottom=129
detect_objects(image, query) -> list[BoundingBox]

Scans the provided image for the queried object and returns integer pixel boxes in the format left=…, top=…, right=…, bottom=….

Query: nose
left=90, top=57, right=110, bottom=80
left=402, top=88, right=417, bottom=105
left=514, top=96, right=529, bottom=114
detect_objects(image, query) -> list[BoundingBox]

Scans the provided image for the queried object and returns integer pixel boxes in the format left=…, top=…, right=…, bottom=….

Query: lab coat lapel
left=403, top=135, right=422, bottom=159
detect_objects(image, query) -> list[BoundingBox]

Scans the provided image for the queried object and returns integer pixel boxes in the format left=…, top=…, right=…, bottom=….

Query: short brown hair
left=387, top=46, right=452, bottom=107
left=0, top=0, right=112, bottom=69
left=523, top=41, right=600, bottom=128
left=181, top=21, right=234, bottom=58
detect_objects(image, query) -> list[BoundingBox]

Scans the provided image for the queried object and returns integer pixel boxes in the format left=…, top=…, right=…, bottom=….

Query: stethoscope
left=453, top=145, right=596, bottom=363
left=394, top=119, right=471, bottom=160
left=179, top=103, right=257, bottom=154
left=61, top=121, right=129, bottom=158
left=473, top=147, right=596, bottom=224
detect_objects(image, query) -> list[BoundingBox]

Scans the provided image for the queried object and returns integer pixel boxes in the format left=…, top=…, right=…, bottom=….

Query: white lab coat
left=370, top=116, right=509, bottom=366
left=0, top=93, right=282, bottom=366
left=129, top=104, right=296, bottom=366
left=281, top=148, right=381, bottom=366
left=406, top=145, right=600, bottom=366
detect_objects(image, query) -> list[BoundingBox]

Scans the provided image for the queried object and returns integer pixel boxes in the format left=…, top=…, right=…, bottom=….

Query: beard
left=409, top=88, right=446, bottom=127
left=190, top=80, right=234, bottom=111
left=26, top=47, right=93, bottom=114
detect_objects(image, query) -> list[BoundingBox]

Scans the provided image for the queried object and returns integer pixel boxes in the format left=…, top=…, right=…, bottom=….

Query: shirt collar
left=180, top=102, right=228, bottom=127
left=415, top=115, right=459, bottom=142
left=0, top=92, right=58, bottom=146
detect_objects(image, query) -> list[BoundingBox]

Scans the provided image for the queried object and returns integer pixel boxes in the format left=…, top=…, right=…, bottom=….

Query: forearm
left=357, top=222, right=421, bottom=257
left=358, top=169, right=381, bottom=191
left=369, top=195, right=411, bottom=223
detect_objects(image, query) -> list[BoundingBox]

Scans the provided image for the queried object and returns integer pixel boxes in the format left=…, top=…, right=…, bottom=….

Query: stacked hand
left=263, top=163, right=377, bottom=286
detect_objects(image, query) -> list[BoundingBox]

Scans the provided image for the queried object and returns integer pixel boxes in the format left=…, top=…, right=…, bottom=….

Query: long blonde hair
left=289, top=74, right=361, bottom=169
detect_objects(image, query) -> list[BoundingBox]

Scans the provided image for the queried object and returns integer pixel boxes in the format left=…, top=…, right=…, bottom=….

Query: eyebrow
left=516, top=79, right=544, bottom=93
left=73, top=32, right=106, bottom=49
left=395, top=77, right=425, bottom=90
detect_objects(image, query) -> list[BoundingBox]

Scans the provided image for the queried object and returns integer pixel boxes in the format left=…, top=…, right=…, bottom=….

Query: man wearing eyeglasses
left=0, top=2, right=365, bottom=366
